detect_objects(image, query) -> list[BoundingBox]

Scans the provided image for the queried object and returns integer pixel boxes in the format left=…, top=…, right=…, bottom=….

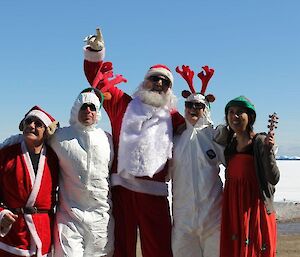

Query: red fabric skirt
left=220, top=154, right=277, bottom=257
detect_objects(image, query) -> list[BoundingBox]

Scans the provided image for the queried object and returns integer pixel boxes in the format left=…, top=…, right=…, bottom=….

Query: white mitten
left=84, top=28, right=105, bottom=51
left=47, top=120, right=59, bottom=137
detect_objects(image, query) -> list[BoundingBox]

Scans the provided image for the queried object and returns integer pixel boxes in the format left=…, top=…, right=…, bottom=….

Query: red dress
left=220, top=149, right=277, bottom=257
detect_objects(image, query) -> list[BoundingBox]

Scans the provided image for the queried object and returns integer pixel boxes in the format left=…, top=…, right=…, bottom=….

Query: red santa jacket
left=0, top=141, right=58, bottom=256
left=84, top=55, right=184, bottom=193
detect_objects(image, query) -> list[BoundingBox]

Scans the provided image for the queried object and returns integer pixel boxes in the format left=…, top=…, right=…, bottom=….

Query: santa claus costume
left=83, top=30, right=184, bottom=257
left=0, top=106, right=59, bottom=257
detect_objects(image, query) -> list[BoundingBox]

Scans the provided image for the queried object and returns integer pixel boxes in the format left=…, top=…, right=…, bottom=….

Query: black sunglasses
left=148, top=76, right=171, bottom=88
left=80, top=103, right=97, bottom=111
left=185, top=102, right=205, bottom=110
left=24, top=117, right=45, bottom=128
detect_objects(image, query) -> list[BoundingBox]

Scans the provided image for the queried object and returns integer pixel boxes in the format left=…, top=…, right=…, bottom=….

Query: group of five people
left=0, top=28, right=279, bottom=257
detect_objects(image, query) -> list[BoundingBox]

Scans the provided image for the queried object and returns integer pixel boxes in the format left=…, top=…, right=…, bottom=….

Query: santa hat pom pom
left=19, top=105, right=58, bottom=136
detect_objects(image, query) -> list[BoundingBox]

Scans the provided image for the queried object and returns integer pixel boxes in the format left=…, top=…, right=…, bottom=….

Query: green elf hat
left=225, top=95, right=256, bottom=115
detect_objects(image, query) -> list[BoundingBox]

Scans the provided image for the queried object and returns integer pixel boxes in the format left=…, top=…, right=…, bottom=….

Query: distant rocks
left=275, top=201, right=300, bottom=222
left=276, top=156, right=300, bottom=160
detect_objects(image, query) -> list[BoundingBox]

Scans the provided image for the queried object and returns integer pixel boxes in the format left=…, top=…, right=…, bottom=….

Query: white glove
left=47, top=120, right=59, bottom=136
left=84, top=28, right=105, bottom=51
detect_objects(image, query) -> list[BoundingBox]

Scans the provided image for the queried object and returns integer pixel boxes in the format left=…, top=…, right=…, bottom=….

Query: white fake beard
left=134, top=83, right=177, bottom=109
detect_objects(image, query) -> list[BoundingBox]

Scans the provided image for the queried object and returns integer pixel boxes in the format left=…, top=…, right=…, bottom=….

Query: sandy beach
left=136, top=202, right=300, bottom=257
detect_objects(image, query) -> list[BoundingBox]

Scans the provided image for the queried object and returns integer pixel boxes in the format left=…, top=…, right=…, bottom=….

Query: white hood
left=69, top=91, right=101, bottom=130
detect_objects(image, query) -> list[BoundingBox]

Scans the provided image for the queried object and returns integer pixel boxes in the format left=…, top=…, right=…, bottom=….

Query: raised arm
left=83, top=28, right=127, bottom=91
left=83, top=28, right=131, bottom=127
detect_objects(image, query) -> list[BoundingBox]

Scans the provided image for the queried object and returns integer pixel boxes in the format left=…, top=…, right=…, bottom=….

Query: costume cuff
left=83, top=46, right=105, bottom=62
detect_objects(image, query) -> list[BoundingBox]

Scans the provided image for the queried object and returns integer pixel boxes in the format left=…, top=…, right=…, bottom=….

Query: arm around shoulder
left=0, top=134, right=23, bottom=150
left=213, top=125, right=229, bottom=146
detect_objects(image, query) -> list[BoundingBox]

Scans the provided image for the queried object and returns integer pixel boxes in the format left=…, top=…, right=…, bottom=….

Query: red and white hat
left=144, top=64, right=174, bottom=86
left=19, top=106, right=58, bottom=135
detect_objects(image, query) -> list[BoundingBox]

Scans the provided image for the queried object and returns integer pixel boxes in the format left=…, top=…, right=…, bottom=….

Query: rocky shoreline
left=275, top=201, right=300, bottom=237
left=275, top=201, right=300, bottom=222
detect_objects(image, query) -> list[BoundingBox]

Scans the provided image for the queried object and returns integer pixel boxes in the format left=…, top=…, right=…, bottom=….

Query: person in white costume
left=171, top=65, right=225, bottom=257
left=51, top=88, right=114, bottom=257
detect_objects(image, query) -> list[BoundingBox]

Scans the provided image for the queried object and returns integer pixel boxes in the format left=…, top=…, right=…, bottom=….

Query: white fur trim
left=118, top=97, right=173, bottom=178
left=83, top=46, right=105, bottom=62
left=20, top=141, right=46, bottom=257
left=145, top=67, right=174, bottom=85
left=0, top=241, right=32, bottom=255
left=26, top=146, right=46, bottom=206
left=26, top=110, right=52, bottom=127
left=24, top=214, right=42, bottom=257
left=21, top=141, right=36, bottom=186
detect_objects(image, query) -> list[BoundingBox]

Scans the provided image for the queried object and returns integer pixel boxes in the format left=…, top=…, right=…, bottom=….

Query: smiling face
left=226, top=106, right=250, bottom=134
left=184, top=101, right=205, bottom=126
left=137, top=78, right=174, bottom=108
left=22, top=116, right=46, bottom=147
left=144, top=75, right=171, bottom=94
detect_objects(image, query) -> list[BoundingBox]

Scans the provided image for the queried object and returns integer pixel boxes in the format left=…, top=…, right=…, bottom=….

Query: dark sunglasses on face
left=80, top=103, right=97, bottom=112
left=148, top=76, right=171, bottom=88
left=185, top=102, right=205, bottom=110
left=24, top=117, right=45, bottom=128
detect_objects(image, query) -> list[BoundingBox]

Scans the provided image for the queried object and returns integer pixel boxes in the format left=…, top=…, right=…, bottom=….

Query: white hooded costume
left=171, top=91, right=225, bottom=257
left=50, top=90, right=114, bottom=257
left=171, top=104, right=224, bottom=257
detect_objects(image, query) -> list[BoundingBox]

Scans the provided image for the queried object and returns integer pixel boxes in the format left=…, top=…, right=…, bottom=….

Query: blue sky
left=0, top=1, right=299, bottom=156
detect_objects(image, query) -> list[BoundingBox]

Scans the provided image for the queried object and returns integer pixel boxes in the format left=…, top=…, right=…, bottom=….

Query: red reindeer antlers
left=175, top=65, right=196, bottom=94
left=197, top=66, right=215, bottom=95
left=176, top=65, right=214, bottom=96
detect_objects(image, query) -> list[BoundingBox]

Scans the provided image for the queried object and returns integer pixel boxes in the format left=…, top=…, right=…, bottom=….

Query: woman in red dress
left=220, top=96, right=280, bottom=257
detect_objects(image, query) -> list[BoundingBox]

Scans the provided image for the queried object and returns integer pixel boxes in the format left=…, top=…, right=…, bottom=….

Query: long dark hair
left=225, top=108, right=256, bottom=139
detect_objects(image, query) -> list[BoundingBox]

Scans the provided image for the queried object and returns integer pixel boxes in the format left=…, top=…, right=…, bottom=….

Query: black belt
left=10, top=207, right=52, bottom=214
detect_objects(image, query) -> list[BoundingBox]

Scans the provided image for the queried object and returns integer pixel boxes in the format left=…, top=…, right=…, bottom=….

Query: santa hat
left=19, top=106, right=59, bottom=136
left=144, top=64, right=174, bottom=86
